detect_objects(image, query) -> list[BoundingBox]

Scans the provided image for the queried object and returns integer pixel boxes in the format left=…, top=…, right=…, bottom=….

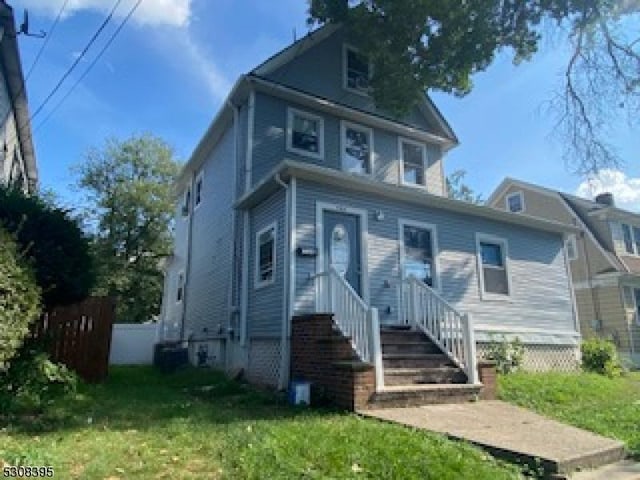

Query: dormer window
left=286, top=107, right=324, bottom=160
left=344, top=45, right=370, bottom=94
left=506, top=192, right=524, bottom=213
left=621, top=223, right=640, bottom=255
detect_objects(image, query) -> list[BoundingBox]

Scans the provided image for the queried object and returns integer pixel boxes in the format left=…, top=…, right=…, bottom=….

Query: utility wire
left=29, top=0, right=124, bottom=122
left=34, top=0, right=144, bottom=134
left=25, top=0, right=70, bottom=82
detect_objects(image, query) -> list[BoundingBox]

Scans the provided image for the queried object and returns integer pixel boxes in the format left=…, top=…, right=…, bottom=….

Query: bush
left=0, top=340, right=78, bottom=413
left=486, top=335, right=525, bottom=374
left=0, top=187, right=95, bottom=308
left=0, top=230, right=41, bottom=372
left=581, top=337, right=623, bottom=377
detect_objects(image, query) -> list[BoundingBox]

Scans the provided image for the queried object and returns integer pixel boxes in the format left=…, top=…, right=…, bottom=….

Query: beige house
left=0, top=0, right=37, bottom=193
left=489, top=178, right=640, bottom=367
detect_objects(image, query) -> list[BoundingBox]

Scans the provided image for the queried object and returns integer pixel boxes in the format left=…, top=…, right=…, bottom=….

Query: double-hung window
left=401, top=221, right=438, bottom=288
left=182, top=188, right=191, bottom=217
left=476, top=235, right=511, bottom=298
left=400, top=138, right=427, bottom=187
left=176, top=272, right=184, bottom=303
left=287, top=108, right=324, bottom=159
left=255, top=223, right=277, bottom=288
left=344, top=45, right=370, bottom=94
left=623, top=286, right=640, bottom=326
left=621, top=223, right=640, bottom=255
left=341, top=121, right=373, bottom=175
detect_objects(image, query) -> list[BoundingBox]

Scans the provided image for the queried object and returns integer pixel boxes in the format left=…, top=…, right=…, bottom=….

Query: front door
left=323, top=211, right=362, bottom=296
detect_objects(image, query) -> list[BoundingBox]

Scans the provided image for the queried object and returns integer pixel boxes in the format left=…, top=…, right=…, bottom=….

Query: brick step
left=381, top=341, right=441, bottom=355
left=384, top=367, right=468, bottom=386
left=380, top=330, right=430, bottom=344
left=367, top=384, right=481, bottom=408
left=383, top=353, right=454, bottom=369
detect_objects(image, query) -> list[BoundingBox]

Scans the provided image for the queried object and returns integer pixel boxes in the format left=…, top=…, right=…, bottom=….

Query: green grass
left=499, top=371, right=640, bottom=458
left=0, top=366, right=521, bottom=479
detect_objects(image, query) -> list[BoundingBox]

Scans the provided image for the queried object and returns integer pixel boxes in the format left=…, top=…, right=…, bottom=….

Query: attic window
left=344, top=45, right=370, bottom=93
left=506, top=192, right=524, bottom=213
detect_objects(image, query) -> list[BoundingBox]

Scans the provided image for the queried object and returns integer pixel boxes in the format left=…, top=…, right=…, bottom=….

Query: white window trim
left=255, top=221, right=277, bottom=289
left=565, top=233, right=578, bottom=261
left=181, top=188, right=191, bottom=218
left=398, top=137, right=428, bottom=189
left=398, top=219, right=441, bottom=291
left=176, top=271, right=185, bottom=304
left=286, top=107, right=325, bottom=160
left=621, top=223, right=640, bottom=256
left=342, top=43, right=372, bottom=97
left=505, top=191, right=525, bottom=213
left=194, top=170, right=205, bottom=210
left=340, top=120, right=374, bottom=176
left=475, top=233, right=512, bottom=301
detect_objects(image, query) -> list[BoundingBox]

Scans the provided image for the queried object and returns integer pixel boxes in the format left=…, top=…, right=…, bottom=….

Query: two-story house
left=159, top=25, right=580, bottom=396
left=490, top=178, right=640, bottom=367
left=0, top=0, right=37, bottom=193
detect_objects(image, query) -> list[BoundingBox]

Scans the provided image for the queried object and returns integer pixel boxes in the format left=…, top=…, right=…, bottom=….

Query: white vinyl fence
left=109, top=323, right=159, bottom=365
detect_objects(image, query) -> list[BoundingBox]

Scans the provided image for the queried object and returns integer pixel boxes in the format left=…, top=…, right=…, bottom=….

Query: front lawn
left=499, top=371, right=640, bottom=458
left=0, top=366, right=521, bottom=479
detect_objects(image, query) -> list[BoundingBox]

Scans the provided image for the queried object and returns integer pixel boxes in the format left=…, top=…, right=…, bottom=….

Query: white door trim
left=315, top=201, right=370, bottom=311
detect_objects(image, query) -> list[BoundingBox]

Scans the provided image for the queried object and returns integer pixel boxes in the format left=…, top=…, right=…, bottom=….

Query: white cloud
left=18, top=0, right=192, bottom=28
left=576, top=169, right=640, bottom=212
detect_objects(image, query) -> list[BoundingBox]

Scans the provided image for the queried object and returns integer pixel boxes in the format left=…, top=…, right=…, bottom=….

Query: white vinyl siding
left=286, top=107, right=324, bottom=160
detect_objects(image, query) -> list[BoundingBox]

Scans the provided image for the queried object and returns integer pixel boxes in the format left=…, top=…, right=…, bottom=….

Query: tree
left=308, top=1, right=639, bottom=175
left=75, top=134, right=181, bottom=323
left=446, top=170, right=484, bottom=204
left=0, top=187, right=94, bottom=308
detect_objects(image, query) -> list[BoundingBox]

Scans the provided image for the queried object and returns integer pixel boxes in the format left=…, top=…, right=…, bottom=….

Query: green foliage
left=0, top=230, right=41, bottom=373
left=0, top=341, right=77, bottom=413
left=581, top=337, right=623, bottom=377
left=75, top=134, right=181, bottom=323
left=0, top=367, right=524, bottom=478
left=0, top=187, right=94, bottom=308
left=446, top=170, right=484, bottom=204
left=486, top=335, right=524, bottom=374
left=499, top=371, right=640, bottom=458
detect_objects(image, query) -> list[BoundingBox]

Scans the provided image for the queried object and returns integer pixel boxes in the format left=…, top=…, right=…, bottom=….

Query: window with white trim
left=344, top=45, right=370, bottom=93
left=565, top=234, right=578, bottom=261
left=341, top=121, right=373, bottom=174
left=255, top=222, right=277, bottom=288
left=622, top=286, right=640, bottom=326
left=176, top=272, right=184, bottom=303
left=476, top=235, right=510, bottom=297
left=182, top=188, right=191, bottom=217
left=400, top=138, right=427, bottom=187
left=194, top=172, right=204, bottom=208
left=621, top=223, right=640, bottom=255
left=287, top=108, right=324, bottom=159
left=401, top=222, right=437, bottom=288
left=506, top=192, right=524, bottom=213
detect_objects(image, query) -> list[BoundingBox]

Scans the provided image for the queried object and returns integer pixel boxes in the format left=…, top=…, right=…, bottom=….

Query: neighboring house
left=159, top=25, right=579, bottom=393
left=0, top=0, right=37, bottom=193
left=489, top=178, right=640, bottom=366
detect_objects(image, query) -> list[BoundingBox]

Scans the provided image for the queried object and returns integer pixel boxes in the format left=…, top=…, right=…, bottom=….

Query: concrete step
left=383, top=353, right=454, bottom=369
left=384, top=367, right=468, bottom=385
left=367, top=384, right=481, bottom=408
left=381, top=341, right=441, bottom=355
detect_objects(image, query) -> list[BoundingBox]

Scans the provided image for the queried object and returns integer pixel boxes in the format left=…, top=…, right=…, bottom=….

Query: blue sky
left=13, top=0, right=640, bottom=211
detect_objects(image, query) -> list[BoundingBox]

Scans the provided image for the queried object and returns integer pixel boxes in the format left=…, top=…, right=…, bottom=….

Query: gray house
left=159, top=25, right=580, bottom=393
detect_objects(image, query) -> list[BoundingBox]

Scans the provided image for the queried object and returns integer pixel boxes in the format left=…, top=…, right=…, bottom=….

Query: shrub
left=486, top=335, right=525, bottom=374
left=0, top=187, right=95, bottom=308
left=581, top=337, right=622, bottom=377
left=0, top=230, right=41, bottom=372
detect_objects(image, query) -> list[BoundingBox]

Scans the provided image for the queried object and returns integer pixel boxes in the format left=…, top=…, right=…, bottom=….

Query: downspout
left=226, top=100, right=240, bottom=363
left=179, top=172, right=196, bottom=343
left=563, top=233, right=581, bottom=338
left=245, top=90, right=255, bottom=192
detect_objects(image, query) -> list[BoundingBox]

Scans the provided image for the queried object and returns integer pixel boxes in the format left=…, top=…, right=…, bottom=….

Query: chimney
left=595, top=192, right=615, bottom=207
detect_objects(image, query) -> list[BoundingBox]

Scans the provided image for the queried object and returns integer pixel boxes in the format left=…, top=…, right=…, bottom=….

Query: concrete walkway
left=361, top=401, right=628, bottom=476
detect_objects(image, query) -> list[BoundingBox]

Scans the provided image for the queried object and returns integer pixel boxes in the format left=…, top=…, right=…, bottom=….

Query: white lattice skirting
left=477, top=342, right=580, bottom=372
left=246, top=338, right=281, bottom=387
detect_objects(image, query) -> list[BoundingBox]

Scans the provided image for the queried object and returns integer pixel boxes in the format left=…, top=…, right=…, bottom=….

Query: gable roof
left=488, top=177, right=629, bottom=273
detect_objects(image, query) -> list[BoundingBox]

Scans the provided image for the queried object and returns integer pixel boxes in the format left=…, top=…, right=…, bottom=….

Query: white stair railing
left=317, top=268, right=384, bottom=390
left=403, top=277, right=478, bottom=384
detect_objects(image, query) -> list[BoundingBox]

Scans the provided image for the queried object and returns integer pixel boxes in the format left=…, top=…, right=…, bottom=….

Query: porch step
left=368, top=384, right=481, bottom=408
left=382, top=341, right=441, bottom=355
left=384, top=367, right=467, bottom=386
left=380, top=329, right=430, bottom=344
left=383, top=353, right=455, bottom=369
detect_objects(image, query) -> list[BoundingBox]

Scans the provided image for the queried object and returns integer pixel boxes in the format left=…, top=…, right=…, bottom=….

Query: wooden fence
left=32, top=297, right=116, bottom=382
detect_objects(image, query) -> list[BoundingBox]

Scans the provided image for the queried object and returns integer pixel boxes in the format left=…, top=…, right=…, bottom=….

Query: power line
left=34, top=0, right=144, bottom=134
left=29, top=0, right=124, bottom=122
left=25, top=0, right=70, bottom=82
